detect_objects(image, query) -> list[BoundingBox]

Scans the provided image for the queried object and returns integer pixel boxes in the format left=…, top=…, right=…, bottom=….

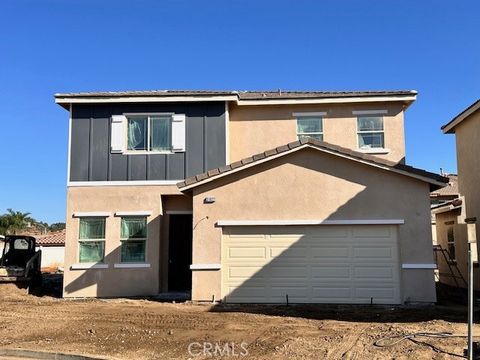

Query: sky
left=0, top=0, right=478, bottom=224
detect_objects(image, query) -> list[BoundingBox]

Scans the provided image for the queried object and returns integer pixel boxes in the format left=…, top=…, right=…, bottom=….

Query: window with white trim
left=357, top=116, right=384, bottom=149
left=447, top=227, right=456, bottom=261
left=120, top=216, right=147, bottom=263
left=127, top=115, right=172, bottom=152
left=296, top=116, right=323, bottom=141
left=78, top=218, right=106, bottom=263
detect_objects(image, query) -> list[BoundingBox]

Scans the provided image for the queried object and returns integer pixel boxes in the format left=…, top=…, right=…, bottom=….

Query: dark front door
left=168, top=214, right=193, bottom=292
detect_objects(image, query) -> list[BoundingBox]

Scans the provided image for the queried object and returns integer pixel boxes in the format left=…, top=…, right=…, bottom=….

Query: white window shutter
left=171, top=114, right=186, bottom=152
left=111, top=115, right=127, bottom=153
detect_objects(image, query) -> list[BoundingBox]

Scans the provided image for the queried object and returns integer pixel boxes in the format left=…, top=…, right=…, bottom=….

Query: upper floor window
left=127, top=115, right=172, bottom=152
left=357, top=116, right=384, bottom=149
left=78, top=217, right=106, bottom=263
left=296, top=117, right=323, bottom=141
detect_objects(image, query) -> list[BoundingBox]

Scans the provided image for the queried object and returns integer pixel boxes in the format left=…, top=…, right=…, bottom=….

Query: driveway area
left=0, top=279, right=476, bottom=359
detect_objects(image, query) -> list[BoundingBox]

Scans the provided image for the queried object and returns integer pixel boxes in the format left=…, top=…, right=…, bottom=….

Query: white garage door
left=222, top=225, right=401, bottom=304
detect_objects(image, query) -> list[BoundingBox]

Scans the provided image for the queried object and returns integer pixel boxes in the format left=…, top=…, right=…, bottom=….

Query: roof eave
left=441, top=99, right=480, bottom=134
left=178, top=142, right=447, bottom=192
left=54, top=92, right=417, bottom=110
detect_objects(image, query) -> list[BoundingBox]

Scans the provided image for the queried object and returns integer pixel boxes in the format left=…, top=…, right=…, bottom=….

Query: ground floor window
left=78, top=218, right=106, bottom=263
left=120, top=216, right=147, bottom=262
left=447, top=227, right=456, bottom=261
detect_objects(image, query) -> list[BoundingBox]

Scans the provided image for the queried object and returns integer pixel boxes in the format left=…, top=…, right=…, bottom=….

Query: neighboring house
left=430, top=174, right=459, bottom=245
left=434, top=100, right=480, bottom=288
left=36, top=230, right=65, bottom=271
left=55, top=90, right=447, bottom=304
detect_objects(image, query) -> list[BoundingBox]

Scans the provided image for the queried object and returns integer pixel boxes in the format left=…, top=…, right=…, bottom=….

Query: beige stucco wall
left=63, top=185, right=191, bottom=298
left=229, top=102, right=406, bottom=164
left=190, top=147, right=436, bottom=303
left=455, top=112, right=480, bottom=251
left=436, top=209, right=470, bottom=287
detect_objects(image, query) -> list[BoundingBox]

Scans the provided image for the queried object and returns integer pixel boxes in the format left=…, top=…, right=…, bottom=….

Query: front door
left=168, top=214, right=193, bottom=292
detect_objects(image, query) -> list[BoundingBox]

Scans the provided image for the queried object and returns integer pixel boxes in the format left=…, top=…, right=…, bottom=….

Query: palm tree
left=0, top=209, right=32, bottom=235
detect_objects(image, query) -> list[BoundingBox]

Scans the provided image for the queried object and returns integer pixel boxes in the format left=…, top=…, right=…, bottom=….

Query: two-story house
left=55, top=90, right=447, bottom=304
left=434, top=100, right=480, bottom=288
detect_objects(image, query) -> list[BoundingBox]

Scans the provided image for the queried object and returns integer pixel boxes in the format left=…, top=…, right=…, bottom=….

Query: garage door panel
left=270, top=246, right=308, bottom=258
left=311, top=266, right=351, bottom=278
left=353, top=246, right=395, bottom=259
left=310, top=246, right=350, bottom=258
left=354, top=266, right=395, bottom=280
left=222, top=225, right=400, bottom=304
left=352, top=226, right=391, bottom=238
left=228, top=266, right=264, bottom=279
left=228, top=246, right=266, bottom=259
left=268, top=266, right=308, bottom=279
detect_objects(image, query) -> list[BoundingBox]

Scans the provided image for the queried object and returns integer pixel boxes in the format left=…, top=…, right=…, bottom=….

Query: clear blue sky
left=0, top=1, right=478, bottom=223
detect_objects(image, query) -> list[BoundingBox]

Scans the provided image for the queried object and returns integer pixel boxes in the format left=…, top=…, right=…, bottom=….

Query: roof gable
left=442, top=99, right=480, bottom=133
left=177, top=139, right=448, bottom=192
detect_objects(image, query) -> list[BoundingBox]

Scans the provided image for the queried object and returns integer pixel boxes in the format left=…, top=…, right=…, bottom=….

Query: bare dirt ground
left=0, top=276, right=478, bottom=359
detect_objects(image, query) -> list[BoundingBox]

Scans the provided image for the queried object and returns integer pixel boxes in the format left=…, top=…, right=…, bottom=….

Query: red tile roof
left=36, top=231, right=65, bottom=247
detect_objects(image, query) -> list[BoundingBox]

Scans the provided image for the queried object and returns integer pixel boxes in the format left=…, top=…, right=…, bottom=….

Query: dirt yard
left=0, top=278, right=477, bottom=359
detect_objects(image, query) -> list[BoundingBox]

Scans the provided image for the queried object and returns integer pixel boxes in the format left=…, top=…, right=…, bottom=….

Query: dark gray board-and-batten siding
left=69, top=102, right=226, bottom=182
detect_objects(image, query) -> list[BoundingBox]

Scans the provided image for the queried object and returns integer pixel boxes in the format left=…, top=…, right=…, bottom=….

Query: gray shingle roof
left=177, top=138, right=448, bottom=190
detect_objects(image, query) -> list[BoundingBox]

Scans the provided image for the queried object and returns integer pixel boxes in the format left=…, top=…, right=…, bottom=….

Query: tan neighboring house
left=55, top=90, right=447, bottom=304
left=430, top=174, right=458, bottom=245
left=434, top=99, right=480, bottom=288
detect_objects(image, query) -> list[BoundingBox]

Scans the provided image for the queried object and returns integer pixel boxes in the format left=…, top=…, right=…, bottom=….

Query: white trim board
left=68, top=180, right=181, bottom=187
left=73, top=212, right=110, bottom=218
left=216, top=219, right=405, bottom=226
left=402, top=264, right=437, bottom=269
left=190, top=263, right=222, bottom=270
left=114, top=263, right=151, bottom=269
left=292, top=111, right=327, bottom=117
left=71, top=263, right=109, bottom=270
left=352, top=110, right=388, bottom=115
left=115, top=211, right=152, bottom=217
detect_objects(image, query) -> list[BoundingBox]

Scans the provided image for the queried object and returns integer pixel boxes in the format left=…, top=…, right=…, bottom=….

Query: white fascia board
left=55, top=95, right=238, bottom=105
left=236, top=95, right=417, bottom=106
left=68, top=180, right=181, bottom=187
left=402, top=264, right=437, bottom=269
left=431, top=204, right=462, bottom=214
left=179, top=143, right=446, bottom=191
left=114, top=263, right=151, bottom=269
left=114, top=211, right=152, bottom=217
left=352, top=110, right=388, bottom=115
left=442, top=101, right=480, bottom=134
left=73, top=212, right=110, bottom=217
left=190, top=263, right=222, bottom=270
left=71, top=263, right=109, bottom=270
left=292, top=111, right=327, bottom=117
left=216, top=219, right=405, bottom=226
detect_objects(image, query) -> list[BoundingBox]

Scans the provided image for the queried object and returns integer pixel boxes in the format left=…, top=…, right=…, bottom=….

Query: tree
left=0, top=209, right=32, bottom=235
left=49, top=222, right=66, bottom=232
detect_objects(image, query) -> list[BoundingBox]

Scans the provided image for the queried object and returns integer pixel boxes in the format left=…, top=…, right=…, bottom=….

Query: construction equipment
left=0, top=235, right=42, bottom=287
